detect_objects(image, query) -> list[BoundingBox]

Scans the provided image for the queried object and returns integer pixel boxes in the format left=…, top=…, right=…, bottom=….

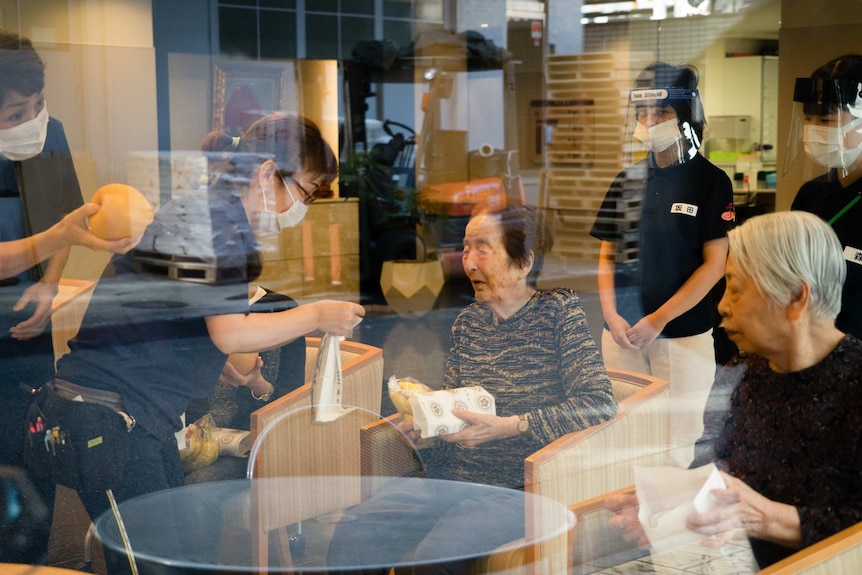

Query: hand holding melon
left=87, top=183, right=154, bottom=244
left=226, top=353, right=259, bottom=375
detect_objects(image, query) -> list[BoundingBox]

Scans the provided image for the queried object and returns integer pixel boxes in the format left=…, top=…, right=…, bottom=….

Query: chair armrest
left=522, top=371, right=667, bottom=575
left=568, top=486, right=644, bottom=573
left=359, top=414, right=425, bottom=500
left=250, top=339, right=383, bottom=440
left=758, top=521, right=862, bottom=574
left=525, top=372, right=668, bottom=502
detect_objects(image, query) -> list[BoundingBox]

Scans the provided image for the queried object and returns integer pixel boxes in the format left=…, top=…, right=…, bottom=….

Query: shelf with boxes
left=257, top=198, right=360, bottom=302
left=537, top=52, right=651, bottom=263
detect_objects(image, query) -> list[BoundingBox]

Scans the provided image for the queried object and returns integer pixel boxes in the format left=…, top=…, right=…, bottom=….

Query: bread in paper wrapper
left=408, top=386, right=496, bottom=438
left=387, top=375, right=433, bottom=421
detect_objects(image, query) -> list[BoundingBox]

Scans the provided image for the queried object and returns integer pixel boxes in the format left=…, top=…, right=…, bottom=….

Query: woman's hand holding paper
left=687, top=472, right=802, bottom=548
left=441, top=409, right=512, bottom=448
left=397, top=417, right=436, bottom=450
left=310, top=300, right=364, bottom=336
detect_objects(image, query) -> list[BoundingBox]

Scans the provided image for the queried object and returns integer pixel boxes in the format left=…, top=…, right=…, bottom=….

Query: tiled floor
left=583, top=535, right=757, bottom=574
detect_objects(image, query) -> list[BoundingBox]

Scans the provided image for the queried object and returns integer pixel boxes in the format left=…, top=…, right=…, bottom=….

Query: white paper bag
left=635, top=463, right=727, bottom=553
left=408, top=386, right=496, bottom=438
left=311, top=333, right=355, bottom=422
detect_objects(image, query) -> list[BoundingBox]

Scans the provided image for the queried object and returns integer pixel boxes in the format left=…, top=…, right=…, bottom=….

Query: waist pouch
left=28, top=388, right=131, bottom=494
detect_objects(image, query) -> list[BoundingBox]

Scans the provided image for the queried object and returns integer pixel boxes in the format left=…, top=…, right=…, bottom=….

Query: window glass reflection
left=342, top=0, right=375, bottom=16
left=341, top=16, right=375, bottom=60
left=260, top=10, right=297, bottom=59
left=306, top=14, right=338, bottom=59
left=219, top=7, right=257, bottom=58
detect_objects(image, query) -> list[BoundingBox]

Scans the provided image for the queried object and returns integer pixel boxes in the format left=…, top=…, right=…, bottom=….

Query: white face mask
left=0, top=105, right=49, bottom=161
left=803, top=116, right=862, bottom=169
left=257, top=178, right=308, bottom=233
left=634, top=117, right=682, bottom=153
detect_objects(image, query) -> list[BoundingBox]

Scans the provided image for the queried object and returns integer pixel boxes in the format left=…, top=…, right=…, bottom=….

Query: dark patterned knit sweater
left=426, top=288, right=618, bottom=489
left=697, top=335, right=862, bottom=568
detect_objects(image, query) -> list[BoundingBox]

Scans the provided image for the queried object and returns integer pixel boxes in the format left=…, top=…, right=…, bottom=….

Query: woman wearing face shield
left=35, top=113, right=364, bottom=529
left=790, top=54, right=862, bottom=339
left=591, top=63, right=734, bottom=468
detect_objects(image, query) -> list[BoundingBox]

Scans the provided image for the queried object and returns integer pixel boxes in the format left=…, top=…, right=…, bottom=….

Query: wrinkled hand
left=397, top=417, right=437, bottom=450
left=625, top=314, right=664, bottom=350
left=439, top=409, right=507, bottom=449
left=59, top=203, right=136, bottom=254
left=219, top=355, right=263, bottom=388
left=10, top=281, right=57, bottom=341
left=312, top=300, right=365, bottom=337
left=606, top=314, right=638, bottom=350
left=687, top=473, right=771, bottom=540
left=606, top=492, right=650, bottom=547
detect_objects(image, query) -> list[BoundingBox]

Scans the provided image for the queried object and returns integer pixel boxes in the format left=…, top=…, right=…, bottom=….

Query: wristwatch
left=517, top=413, right=530, bottom=434
left=250, top=387, right=272, bottom=402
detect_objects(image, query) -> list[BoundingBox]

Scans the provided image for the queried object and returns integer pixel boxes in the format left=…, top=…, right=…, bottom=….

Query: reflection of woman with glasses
left=37, top=113, right=363, bottom=529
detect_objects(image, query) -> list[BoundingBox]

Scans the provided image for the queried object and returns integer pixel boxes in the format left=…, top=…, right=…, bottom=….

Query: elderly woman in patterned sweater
left=608, top=211, right=862, bottom=570
left=328, top=201, right=618, bottom=575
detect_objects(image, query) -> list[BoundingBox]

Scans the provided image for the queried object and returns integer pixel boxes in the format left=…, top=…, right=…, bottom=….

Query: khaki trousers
left=601, top=328, right=716, bottom=468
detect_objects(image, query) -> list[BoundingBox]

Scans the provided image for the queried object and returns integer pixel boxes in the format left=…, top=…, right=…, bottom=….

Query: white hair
left=727, top=211, right=845, bottom=321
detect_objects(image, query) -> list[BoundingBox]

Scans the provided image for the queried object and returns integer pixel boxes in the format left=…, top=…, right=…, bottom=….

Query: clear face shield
left=784, top=77, right=862, bottom=181
left=625, top=87, right=704, bottom=168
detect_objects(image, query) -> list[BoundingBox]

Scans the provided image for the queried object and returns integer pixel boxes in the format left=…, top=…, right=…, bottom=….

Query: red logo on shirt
left=721, top=203, right=736, bottom=222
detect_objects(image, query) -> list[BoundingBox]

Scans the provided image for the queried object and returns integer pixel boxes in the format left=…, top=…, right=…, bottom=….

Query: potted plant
left=340, top=146, right=443, bottom=315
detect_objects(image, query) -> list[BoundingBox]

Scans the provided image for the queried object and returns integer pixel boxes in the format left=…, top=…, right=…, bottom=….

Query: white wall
left=777, top=0, right=862, bottom=210
left=30, top=0, right=158, bottom=196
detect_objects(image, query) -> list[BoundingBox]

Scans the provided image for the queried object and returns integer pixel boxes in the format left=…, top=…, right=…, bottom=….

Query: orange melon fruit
left=87, top=183, right=154, bottom=242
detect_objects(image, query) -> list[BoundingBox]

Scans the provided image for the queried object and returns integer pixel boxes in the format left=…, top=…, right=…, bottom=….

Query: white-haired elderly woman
left=608, top=211, right=862, bottom=570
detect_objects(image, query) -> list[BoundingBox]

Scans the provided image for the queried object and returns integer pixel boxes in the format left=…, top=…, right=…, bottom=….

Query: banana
left=387, top=376, right=432, bottom=421
left=179, top=424, right=202, bottom=461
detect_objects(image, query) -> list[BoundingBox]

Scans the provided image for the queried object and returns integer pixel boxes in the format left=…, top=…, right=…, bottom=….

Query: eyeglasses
left=282, top=175, right=320, bottom=205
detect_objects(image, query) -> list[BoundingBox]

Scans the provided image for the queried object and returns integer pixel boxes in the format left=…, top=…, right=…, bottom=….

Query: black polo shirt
left=792, top=172, right=862, bottom=339
left=591, top=154, right=734, bottom=338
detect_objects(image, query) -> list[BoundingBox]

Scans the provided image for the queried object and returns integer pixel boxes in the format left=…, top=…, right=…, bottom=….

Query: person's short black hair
left=0, top=30, right=45, bottom=105
left=796, top=54, right=862, bottom=117
left=635, top=62, right=704, bottom=140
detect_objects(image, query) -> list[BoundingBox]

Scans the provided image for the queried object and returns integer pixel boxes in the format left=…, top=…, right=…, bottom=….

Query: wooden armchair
left=245, top=337, right=385, bottom=568
left=567, top=485, right=642, bottom=574
left=571, top=487, right=862, bottom=575
left=360, top=368, right=670, bottom=575
left=758, top=521, right=862, bottom=574
left=248, top=336, right=385, bottom=471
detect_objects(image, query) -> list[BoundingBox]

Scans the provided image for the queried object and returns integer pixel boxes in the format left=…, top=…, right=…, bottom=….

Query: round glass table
left=93, top=476, right=574, bottom=574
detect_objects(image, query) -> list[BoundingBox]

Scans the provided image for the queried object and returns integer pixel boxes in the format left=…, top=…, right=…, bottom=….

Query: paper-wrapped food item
left=409, top=386, right=496, bottom=439
left=179, top=414, right=219, bottom=472
left=387, top=375, right=433, bottom=422
left=213, top=427, right=252, bottom=457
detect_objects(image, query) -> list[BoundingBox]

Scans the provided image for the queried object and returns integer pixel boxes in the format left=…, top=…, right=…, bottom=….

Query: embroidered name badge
left=844, top=245, right=862, bottom=266
left=670, top=202, right=698, bottom=217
